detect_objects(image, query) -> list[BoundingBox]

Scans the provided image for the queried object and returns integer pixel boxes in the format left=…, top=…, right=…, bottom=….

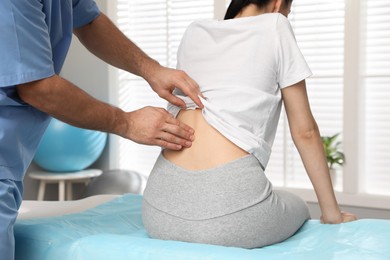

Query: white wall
left=61, top=0, right=110, bottom=104
left=60, top=0, right=112, bottom=171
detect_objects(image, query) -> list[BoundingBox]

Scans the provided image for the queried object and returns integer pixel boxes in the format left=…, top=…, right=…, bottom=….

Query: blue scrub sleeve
left=72, top=0, right=101, bottom=28
left=0, top=1, right=55, bottom=87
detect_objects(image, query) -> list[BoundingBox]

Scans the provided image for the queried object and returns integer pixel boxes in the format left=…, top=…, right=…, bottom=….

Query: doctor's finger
left=175, top=74, right=204, bottom=109
left=185, top=76, right=206, bottom=102
left=156, top=131, right=191, bottom=151
left=161, top=123, right=194, bottom=146
left=162, top=92, right=187, bottom=109
left=165, top=116, right=194, bottom=135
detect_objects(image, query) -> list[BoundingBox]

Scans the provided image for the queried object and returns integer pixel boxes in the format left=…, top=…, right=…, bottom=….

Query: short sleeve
left=276, top=14, right=312, bottom=89
left=0, top=1, right=55, bottom=87
left=72, top=0, right=101, bottom=28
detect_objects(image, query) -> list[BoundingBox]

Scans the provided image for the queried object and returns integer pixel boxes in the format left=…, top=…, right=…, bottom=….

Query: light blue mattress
left=15, top=194, right=390, bottom=260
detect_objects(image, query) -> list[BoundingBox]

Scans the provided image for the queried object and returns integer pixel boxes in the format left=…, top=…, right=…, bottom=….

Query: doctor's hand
left=145, top=65, right=204, bottom=109
left=124, top=106, right=194, bottom=150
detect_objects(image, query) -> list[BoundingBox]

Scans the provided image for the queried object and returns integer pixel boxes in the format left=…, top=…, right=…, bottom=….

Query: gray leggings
left=142, top=154, right=310, bottom=249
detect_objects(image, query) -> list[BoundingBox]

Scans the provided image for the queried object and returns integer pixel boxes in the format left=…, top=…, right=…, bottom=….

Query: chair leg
left=66, top=181, right=73, bottom=201
left=59, top=180, right=65, bottom=201
left=37, top=181, right=46, bottom=201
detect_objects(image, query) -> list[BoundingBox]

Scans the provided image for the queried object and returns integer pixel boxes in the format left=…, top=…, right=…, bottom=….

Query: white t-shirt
left=167, top=13, right=312, bottom=169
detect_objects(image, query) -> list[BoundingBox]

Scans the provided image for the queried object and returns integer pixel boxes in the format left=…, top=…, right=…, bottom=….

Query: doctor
left=0, top=1, right=202, bottom=259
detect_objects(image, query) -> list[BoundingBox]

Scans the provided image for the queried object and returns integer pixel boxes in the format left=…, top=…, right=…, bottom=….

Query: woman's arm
left=281, top=80, right=357, bottom=223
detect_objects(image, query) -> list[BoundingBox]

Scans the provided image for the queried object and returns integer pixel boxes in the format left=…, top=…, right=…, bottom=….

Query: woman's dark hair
left=224, top=0, right=292, bottom=20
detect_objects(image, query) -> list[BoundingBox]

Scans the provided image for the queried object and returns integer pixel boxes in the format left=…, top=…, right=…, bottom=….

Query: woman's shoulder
left=184, top=13, right=284, bottom=37
left=192, top=13, right=282, bottom=26
left=273, top=14, right=296, bottom=39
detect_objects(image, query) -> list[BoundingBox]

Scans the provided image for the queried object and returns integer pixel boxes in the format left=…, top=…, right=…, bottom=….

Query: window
left=362, top=0, right=390, bottom=196
left=267, top=1, right=345, bottom=191
left=112, top=0, right=216, bottom=176
left=267, top=0, right=390, bottom=205
left=110, top=0, right=390, bottom=207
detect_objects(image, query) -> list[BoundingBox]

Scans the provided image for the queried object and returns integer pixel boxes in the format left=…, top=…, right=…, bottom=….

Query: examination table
left=15, top=193, right=390, bottom=260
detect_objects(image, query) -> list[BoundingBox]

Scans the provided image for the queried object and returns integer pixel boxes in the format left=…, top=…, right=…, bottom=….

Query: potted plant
left=321, top=133, right=345, bottom=186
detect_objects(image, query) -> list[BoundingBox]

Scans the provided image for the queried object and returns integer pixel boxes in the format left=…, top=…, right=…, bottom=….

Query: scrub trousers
left=0, top=179, right=23, bottom=260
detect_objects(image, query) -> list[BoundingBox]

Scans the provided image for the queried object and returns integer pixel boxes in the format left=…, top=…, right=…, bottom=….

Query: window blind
left=113, top=0, right=390, bottom=199
left=363, top=0, right=390, bottom=196
left=115, top=0, right=214, bottom=176
left=266, top=1, right=345, bottom=190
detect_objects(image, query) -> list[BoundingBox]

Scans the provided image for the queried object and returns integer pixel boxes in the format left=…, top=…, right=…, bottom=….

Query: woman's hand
left=320, top=211, right=358, bottom=224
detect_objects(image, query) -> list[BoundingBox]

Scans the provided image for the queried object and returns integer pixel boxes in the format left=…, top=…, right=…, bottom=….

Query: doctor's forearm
left=73, top=13, right=159, bottom=83
left=17, top=75, right=128, bottom=136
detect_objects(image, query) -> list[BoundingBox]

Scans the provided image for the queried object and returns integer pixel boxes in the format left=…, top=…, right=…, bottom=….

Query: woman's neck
left=235, top=4, right=265, bottom=18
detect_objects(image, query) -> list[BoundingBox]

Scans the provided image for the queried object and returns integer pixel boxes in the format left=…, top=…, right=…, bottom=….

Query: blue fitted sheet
left=15, top=194, right=390, bottom=260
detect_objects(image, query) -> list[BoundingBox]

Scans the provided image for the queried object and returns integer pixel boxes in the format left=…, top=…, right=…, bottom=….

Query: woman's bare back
left=163, top=109, right=248, bottom=170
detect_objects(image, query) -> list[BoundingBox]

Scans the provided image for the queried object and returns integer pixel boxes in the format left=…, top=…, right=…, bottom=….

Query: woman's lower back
left=163, top=109, right=249, bottom=170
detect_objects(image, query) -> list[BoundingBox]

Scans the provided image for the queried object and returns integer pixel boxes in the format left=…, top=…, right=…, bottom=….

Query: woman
left=142, top=0, right=357, bottom=249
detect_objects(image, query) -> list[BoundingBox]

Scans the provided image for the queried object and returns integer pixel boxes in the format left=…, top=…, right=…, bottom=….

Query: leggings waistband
left=143, top=154, right=272, bottom=221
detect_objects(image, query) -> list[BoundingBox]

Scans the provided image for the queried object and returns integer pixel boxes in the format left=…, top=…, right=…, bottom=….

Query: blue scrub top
left=0, top=0, right=100, bottom=181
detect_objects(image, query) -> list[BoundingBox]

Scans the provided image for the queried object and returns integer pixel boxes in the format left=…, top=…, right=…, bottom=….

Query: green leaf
left=321, top=133, right=345, bottom=169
